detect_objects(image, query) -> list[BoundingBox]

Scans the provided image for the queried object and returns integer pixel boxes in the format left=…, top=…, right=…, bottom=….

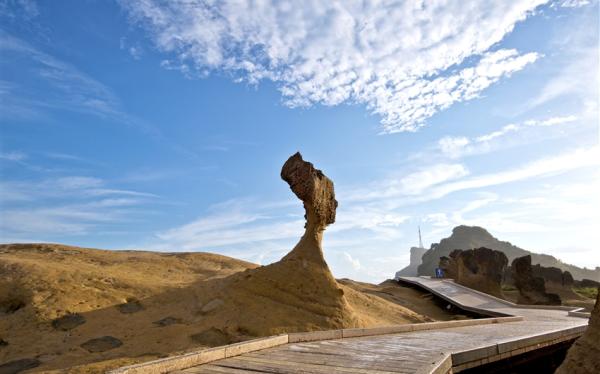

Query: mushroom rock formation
left=439, top=247, right=507, bottom=298
left=511, top=255, right=561, bottom=305
left=555, top=290, right=600, bottom=374
left=280, top=152, right=338, bottom=265
left=218, top=152, right=359, bottom=335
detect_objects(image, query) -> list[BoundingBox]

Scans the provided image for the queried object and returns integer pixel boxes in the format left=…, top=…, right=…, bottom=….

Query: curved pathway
left=168, top=277, right=589, bottom=373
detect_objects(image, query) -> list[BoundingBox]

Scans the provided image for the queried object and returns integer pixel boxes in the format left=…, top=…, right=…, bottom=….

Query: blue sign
left=435, top=268, right=444, bottom=278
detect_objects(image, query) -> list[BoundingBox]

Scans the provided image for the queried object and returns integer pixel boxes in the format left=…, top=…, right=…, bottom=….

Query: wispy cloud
left=437, top=115, right=579, bottom=158
left=121, top=0, right=545, bottom=132
left=0, top=32, right=123, bottom=120
left=0, top=174, right=159, bottom=238
left=0, top=150, right=27, bottom=161
left=0, top=0, right=40, bottom=20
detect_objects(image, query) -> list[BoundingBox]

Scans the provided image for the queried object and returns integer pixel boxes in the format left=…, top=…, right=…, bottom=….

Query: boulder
left=438, top=247, right=508, bottom=298
left=556, top=289, right=600, bottom=374
left=511, top=255, right=561, bottom=305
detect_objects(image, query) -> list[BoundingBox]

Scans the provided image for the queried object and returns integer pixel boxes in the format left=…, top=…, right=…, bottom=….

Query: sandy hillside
left=0, top=243, right=461, bottom=373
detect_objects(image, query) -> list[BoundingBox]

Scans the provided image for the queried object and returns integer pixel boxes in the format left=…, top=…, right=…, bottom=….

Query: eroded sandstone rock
left=512, top=255, right=561, bottom=305
left=556, top=290, right=600, bottom=374
left=218, top=152, right=359, bottom=334
left=280, top=152, right=338, bottom=264
left=439, top=247, right=508, bottom=298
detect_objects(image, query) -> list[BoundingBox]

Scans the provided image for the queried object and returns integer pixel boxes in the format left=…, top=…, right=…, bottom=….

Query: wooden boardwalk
left=172, top=277, right=588, bottom=374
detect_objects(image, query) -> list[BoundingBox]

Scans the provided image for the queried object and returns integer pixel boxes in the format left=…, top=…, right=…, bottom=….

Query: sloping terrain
left=0, top=243, right=456, bottom=373
left=418, top=225, right=600, bottom=281
left=556, top=290, right=600, bottom=374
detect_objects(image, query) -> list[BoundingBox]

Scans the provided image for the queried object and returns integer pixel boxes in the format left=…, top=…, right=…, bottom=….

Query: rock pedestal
left=511, top=255, right=561, bottom=305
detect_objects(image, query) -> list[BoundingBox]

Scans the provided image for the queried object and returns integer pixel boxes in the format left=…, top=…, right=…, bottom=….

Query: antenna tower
left=418, top=226, right=423, bottom=248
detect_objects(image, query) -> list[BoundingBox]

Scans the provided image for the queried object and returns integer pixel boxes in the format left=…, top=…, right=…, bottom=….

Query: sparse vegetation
left=573, top=287, right=599, bottom=300
left=502, top=284, right=517, bottom=292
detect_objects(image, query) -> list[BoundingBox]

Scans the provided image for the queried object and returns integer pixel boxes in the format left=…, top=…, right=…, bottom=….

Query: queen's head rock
left=281, top=152, right=337, bottom=231
left=280, top=152, right=338, bottom=265
left=215, top=152, right=359, bottom=335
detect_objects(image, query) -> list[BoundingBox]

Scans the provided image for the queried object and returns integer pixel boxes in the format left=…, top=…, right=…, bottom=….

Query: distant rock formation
left=395, top=246, right=426, bottom=277
left=438, top=247, right=508, bottom=298
left=511, top=255, right=561, bottom=305
left=417, top=225, right=600, bottom=282
left=556, top=290, right=600, bottom=374
left=574, top=278, right=600, bottom=289
left=532, top=265, right=574, bottom=288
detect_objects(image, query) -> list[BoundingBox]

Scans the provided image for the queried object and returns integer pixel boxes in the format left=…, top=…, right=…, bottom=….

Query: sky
left=0, top=0, right=599, bottom=283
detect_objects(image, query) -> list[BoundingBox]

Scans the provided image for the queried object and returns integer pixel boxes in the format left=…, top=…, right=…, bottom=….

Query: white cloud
left=0, top=175, right=159, bottom=237
left=431, top=146, right=599, bottom=198
left=0, top=150, right=27, bottom=161
left=121, top=0, right=545, bottom=132
left=344, top=163, right=469, bottom=202
left=437, top=115, right=579, bottom=158
left=342, top=252, right=361, bottom=270
left=0, top=32, right=123, bottom=121
left=555, top=0, right=593, bottom=8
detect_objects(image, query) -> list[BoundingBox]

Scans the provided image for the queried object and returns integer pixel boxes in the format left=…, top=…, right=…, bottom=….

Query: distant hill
left=417, top=226, right=600, bottom=282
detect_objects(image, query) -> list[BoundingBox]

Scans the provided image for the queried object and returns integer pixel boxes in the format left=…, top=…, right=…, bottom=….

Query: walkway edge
left=397, top=276, right=589, bottom=317
left=108, top=317, right=522, bottom=374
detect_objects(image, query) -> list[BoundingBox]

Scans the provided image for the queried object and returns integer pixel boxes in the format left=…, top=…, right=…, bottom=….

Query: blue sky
left=1, top=0, right=598, bottom=282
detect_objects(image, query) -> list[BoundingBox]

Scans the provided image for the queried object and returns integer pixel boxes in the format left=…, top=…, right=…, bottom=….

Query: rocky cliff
left=417, top=226, right=600, bottom=282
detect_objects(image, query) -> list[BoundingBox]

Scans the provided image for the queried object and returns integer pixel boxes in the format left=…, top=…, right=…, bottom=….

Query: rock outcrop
left=511, top=255, right=561, bottom=305
left=418, top=226, right=600, bottom=282
left=219, top=152, right=360, bottom=334
left=279, top=152, right=338, bottom=264
left=575, top=278, right=600, bottom=288
left=438, top=247, right=508, bottom=298
left=396, top=246, right=426, bottom=277
left=532, top=265, right=574, bottom=287
left=556, top=290, right=600, bottom=374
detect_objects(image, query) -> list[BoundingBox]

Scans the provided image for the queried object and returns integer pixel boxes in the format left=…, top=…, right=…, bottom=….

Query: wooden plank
left=245, top=350, right=434, bottom=372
